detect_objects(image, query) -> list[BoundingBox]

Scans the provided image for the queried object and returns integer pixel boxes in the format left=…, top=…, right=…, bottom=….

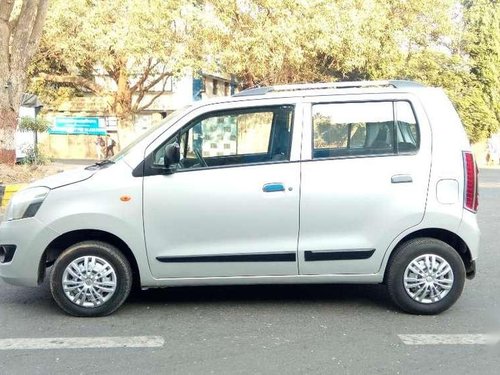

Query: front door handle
left=391, top=174, right=413, bottom=184
left=262, top=183, right=285, bottom=192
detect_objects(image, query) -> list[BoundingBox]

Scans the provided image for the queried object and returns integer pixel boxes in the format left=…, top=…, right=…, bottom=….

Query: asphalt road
left=1, top=169, right=499, bottom=375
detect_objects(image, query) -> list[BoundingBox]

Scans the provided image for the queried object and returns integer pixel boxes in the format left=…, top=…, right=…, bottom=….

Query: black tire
left=50, top=241, right=132, bottom=317
left=386, top=237, right=465, bottom=315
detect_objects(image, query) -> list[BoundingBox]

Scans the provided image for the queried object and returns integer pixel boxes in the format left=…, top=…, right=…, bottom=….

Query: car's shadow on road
left=127, top=283, right=394, bottom=312
left=0, top=277, right=396, bottom=317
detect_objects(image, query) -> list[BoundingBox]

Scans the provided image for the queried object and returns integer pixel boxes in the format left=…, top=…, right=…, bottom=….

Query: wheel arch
left=40, top=229, right=141, bottom=288
left=383, top=228, right=474, bottom=282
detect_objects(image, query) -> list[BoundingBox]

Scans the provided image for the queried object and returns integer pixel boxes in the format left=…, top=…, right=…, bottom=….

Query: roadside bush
left=20, top=145, right=51, bottom=165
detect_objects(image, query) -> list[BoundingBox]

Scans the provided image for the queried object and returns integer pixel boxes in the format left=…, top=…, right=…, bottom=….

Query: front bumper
left=0, top=217, right=60, bottom=287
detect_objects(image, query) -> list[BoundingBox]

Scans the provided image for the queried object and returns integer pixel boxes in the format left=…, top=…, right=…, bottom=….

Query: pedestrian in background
left=105, top=134, right=116, bottom=158
left=95, top=135, right=105, bottom=160
left=487, top=137, right=499, bottom=166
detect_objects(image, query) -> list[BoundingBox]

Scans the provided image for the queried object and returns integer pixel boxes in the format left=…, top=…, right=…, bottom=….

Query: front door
left=143, top=104, right=301, bottom=278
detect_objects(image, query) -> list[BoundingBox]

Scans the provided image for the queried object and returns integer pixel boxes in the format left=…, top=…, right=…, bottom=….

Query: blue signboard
left=192, top=77, right=204, bottom=101
left=49, top=117, right=106, bottom=135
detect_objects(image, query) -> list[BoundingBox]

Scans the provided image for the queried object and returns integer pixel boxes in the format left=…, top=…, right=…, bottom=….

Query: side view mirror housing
left=164, top=142, right=180, bottom=173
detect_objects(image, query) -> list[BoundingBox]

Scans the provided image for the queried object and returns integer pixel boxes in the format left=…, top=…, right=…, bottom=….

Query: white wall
left=16, top=106, right=36, bottom=159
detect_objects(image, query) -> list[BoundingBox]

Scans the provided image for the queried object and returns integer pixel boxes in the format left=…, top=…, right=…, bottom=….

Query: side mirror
left=164, top=142, right=180, bottom=173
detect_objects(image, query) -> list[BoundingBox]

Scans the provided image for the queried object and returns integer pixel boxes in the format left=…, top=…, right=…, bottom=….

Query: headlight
left=5, top=187, right=50, bottom=221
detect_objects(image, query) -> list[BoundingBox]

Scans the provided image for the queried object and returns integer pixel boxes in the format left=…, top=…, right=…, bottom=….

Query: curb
left=0, top=184, right=28, bottom=208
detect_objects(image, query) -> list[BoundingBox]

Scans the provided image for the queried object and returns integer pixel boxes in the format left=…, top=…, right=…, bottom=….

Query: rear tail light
left=463, top=151, right=478, bottom=213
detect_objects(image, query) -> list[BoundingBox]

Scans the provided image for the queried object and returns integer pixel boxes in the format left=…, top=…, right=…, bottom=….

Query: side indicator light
left=120, top=195, right=132, bottom=202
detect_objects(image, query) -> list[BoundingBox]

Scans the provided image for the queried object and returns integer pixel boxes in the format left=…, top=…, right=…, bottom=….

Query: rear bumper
left=458, top=210, right=480, bottom=261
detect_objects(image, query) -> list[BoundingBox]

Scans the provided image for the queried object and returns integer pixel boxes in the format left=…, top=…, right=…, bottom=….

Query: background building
left=39, top=71, right=235, bottom=159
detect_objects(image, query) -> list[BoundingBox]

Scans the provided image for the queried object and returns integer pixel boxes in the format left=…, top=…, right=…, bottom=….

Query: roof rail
left=233, top=87, right=273, bottom=97
left=233, top=80, right=424, bottom=97
left=389, top=80, right=426, bottom=88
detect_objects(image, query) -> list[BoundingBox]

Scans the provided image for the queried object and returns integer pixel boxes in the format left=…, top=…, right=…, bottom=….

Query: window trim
left=310, top=100, right=420, bottom=161
left=394, top=100, right=421, bottom=155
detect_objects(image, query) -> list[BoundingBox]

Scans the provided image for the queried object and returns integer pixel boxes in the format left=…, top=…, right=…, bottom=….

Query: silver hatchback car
left=0, top=81, right=480, bottom=316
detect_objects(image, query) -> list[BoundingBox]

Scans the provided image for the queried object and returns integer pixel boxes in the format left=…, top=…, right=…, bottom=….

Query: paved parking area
left=0, top=169, right=499, bottom=374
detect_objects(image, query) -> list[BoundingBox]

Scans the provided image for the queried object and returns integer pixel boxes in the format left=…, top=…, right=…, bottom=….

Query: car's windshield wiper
left=85, top=159, right=115, bottom=170
left=95, top=159, right=115, bottom=166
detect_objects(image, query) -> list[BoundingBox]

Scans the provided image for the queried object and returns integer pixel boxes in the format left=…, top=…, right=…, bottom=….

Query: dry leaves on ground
left=0, top=164, right=65, bottom=185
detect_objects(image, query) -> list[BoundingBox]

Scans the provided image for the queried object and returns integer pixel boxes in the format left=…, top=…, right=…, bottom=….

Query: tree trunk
left=0, top=0, right=49, bottom=164
left=114, top=59, right=133, bottom=129
left=0, top=108, right=17, bottom=164
left=112, top=59, right=135, bottom=149
left=115, top=84, right=134, bottom=149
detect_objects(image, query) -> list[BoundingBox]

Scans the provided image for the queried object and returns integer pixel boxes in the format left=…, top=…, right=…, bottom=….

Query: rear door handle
left=391, top=174, right=413, bottom=184
left=263, top=183, right=285, bottom=192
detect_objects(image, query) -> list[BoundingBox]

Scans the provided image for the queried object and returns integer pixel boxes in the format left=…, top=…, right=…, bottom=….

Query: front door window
left=151, top=106, right=294, bottom=172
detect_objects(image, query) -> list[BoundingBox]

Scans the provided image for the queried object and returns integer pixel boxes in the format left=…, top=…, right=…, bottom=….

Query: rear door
left=298, top=95, right=431, bottom=275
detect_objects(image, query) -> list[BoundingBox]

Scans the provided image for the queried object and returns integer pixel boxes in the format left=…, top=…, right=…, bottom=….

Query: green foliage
left=19, top=116, right=50, bottom=133
left=38, top=0, right=196, bottom=68
left=455, top=86, right=498, bottom=143
left=26, top=0, right=500, bottom=143
left=202, top=0, right=458, bottom=84
left=20, top=145, right=50, bottom=165
left=460, top=0, right=500, bottom=140
left=202, top=0, right=498, bottom=142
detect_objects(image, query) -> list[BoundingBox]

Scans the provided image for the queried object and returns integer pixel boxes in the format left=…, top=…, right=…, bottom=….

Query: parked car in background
left=0, top=81, right=480, bottom=316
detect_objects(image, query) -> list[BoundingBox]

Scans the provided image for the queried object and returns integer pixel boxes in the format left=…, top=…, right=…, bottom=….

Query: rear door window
left=312, top=101, right=419, bottom=158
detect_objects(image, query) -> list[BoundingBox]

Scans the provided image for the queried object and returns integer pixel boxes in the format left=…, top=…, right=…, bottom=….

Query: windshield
left=111, top=106, right=191, bottom=162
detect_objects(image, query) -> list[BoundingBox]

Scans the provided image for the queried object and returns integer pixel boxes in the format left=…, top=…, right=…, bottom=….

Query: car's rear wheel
left=50, top=241, right=132, bottom=317
left=386, top=238, right=465, bottom=315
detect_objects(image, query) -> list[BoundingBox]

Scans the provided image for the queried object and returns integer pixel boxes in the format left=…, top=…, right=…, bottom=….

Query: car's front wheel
left=386, top=238, right=466, bottom=315
left=50, top=241, right=132, bottom=317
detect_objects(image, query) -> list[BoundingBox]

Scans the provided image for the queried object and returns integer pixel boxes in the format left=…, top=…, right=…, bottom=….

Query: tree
left=22, top=0, right=498, bottom=145
left=30, top=0, right=206, bottom=131
left=460, top=0, right=500, bottom=141
left=0, top=0, right=48, bottom=164
left=204, top=0, right=458, bottom=86
left=206, top=0, right=496, bottom=143
left=201, top=0, right=352, bottom=87
left=399, top=0, right=499, bottom=143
